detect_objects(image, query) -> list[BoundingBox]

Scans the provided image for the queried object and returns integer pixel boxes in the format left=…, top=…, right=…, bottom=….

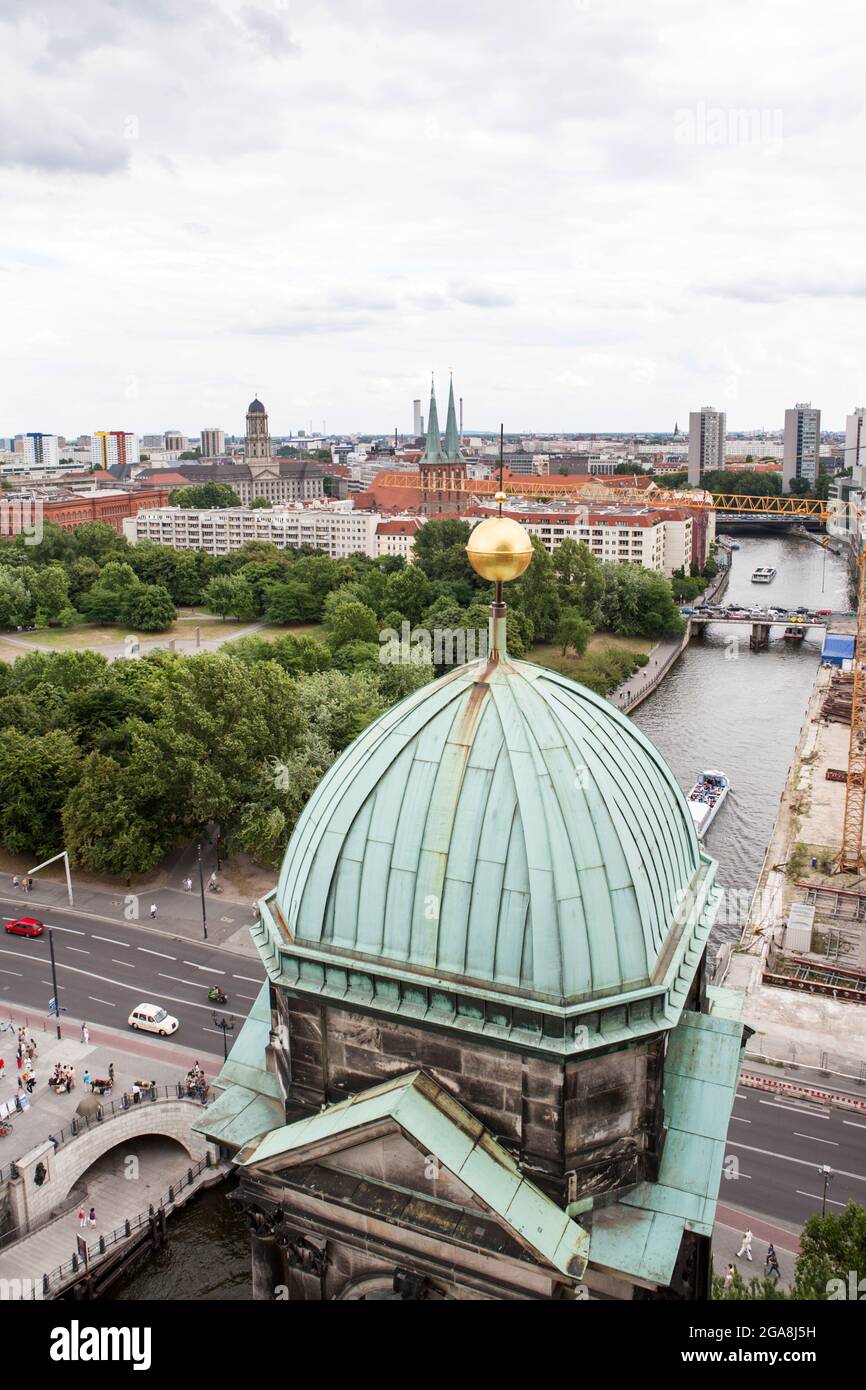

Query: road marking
left=796, top=1190, right=846, bottom=1208
left=232, top=974, right=263, bottom=983
left=759, top=1099, right=829, bottom=1119
left=46, top=958, right=245, bottom=1021
left=731, top=1116, right=751, bottom=1124
left=159, top=973, right=205, bottom=988
left=41, top=980, right=64, bottom=989
left=66, top=947, right=90, bottom=955
left=136, top=947, right=176, bottom=961
left=843, top=1120, right=866, bottom=1131
left=793, top=1132, right=839, bottom=1147
left=202, top=1027, right=233, bottom=1038
left=88, top=996, right=116, bottom=1007
left=184, top=961, right=226, bottom=974
left=0, top=969, right=22, bottom=977
left=93, top=936, right=129, bottom=948
left=111, top=958, right=136, bottom=970
left=237, top=994, right=256, bottom=1002
left=45, top=925, right=85, bottom=936
left=727, top=1139, right=866, bottom=1185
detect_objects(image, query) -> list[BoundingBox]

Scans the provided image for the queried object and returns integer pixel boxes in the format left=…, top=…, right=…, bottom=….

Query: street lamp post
left=818, top=1164, right=834, bottom=1216
left=47, top=927, right=63, bottom=1040
left=197, top=840, right=208, bottom=942
left=211, top=1012, right=235, bottom=1062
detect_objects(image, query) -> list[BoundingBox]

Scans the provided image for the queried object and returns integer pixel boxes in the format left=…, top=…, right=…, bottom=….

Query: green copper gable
left=261, top=651, right=719, bottom=1053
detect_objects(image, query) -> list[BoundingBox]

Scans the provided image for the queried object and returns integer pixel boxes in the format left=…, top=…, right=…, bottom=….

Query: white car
left=128, top=1002, right=179, bottom=1036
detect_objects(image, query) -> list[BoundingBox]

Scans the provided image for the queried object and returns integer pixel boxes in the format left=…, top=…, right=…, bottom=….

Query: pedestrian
left=80, top=1022, right=89, bottom=1045
left=26, top=1038, right=36, bottom=1062
left=16, top=1045, right=23, bottom=1071
left=79, top=1207, right=86, bottom=1229
left=149, top=903, right=157, bottom=919
left=736, top=1229, right=753, bottom=1261
left=765, top=1245, right=781, bottom=1284
left=11, top=875, right=19, bottom=889
left=88, top=1207, right=96, bottom=1227
left=66, top=1064, right=75, bottom=1092
left=83, top=1069, right=91, bottom=1090
left=183, top=877, right=192, bottom=893
left=723, top=1264, right=734, bottom=1293
left=109, top=1061, right=115, bottom=1085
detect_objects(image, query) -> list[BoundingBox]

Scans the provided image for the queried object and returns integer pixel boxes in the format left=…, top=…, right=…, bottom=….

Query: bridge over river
left=688, top=608, right=854, bottom=651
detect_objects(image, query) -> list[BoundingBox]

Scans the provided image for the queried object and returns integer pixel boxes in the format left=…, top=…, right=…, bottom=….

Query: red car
left=4, top=917, right=45, bottom=938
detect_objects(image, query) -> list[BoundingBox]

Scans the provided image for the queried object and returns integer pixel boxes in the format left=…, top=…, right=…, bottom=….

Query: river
left=111, top=530, right=853, bottom=1300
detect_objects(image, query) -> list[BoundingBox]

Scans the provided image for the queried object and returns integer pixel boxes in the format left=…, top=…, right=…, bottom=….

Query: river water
left=112, top=530, right=853, bottom=1300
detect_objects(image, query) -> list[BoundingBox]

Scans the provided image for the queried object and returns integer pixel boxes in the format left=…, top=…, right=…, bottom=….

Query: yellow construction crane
left=382, top=469, right=866, bottom=866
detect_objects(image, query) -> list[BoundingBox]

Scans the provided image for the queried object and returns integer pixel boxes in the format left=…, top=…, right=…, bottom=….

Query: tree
left=512, top=537, right=560, bottom=641
left=202, top=575, right=257, bottom=621
left=553, top=538, right=603, bottom=619
left=78, top=561, right=141, bottom=624
left=0, top=728, right=81, bottom=858
left=126, top=583, right=176, bottom=632
left=169, top=483, right=242, bottom=509
left=72, top=522, right=124, bottom=561
left=27, top=564, right=73, bottom=625
left=413, top=519, right=480, bottom=588
left=249, top=496, right=273, bottom=509
left=63, top=752, right=169, bottom=877
left=558, top=609, right=594, bottom=656
left=0, top=566, right=34, bottom=628
left=179, top=448, right=202, bottom=460
left=385, top=565, right=433, bottom=625
left=598, top=565, right=684, bottom=639
left=293, top=669, right=384, bottom=753
left=793, top=1201, right=866, bottom=1300
left=264, top=580, right=319, bottom=625
left=325, top=600, right=380, bottom=650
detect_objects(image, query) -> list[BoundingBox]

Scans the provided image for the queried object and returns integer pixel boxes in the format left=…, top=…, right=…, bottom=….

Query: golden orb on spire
left=466, top=516, right=534, bottom=583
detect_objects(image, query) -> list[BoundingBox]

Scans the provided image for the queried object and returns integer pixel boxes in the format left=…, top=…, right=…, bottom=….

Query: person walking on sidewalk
left=723, top=1264, right=735, bottom=1293
left=88, top=1207, right=96, bottom=1227
left=11, top=875, right=19, bottom=889
left=79, top=1207, right=86, bottom=1229
left=765, top=1245, right=781, bottom=1283
left=80, top=1022, right=89, bottom=1045
left=183, top=877, right=192, bottom=893
left=149, top=903, right=157, bottom=919
left=736, top=1229, right=753, bottom=1261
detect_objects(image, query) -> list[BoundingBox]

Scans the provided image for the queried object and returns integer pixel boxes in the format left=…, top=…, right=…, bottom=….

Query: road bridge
left=688, top=610, right=851, bottom=651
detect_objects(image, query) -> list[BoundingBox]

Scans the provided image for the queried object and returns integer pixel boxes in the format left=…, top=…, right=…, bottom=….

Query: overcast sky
left=3, top=0, right=865, bottom=437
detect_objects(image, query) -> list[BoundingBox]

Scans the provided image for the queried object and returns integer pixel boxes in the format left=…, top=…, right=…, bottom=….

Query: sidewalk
left=0, top=1003, right=221, bottom=1178
left=714, top=1204, right=799, bottom=1292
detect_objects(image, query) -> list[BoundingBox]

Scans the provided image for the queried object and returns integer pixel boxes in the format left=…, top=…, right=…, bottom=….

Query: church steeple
left=421, top=379, right=445, bottom=464
left=443, top=375, right=461, bottom=461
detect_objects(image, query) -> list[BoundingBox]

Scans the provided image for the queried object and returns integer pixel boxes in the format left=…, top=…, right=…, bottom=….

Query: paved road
left=0, top=896, right=265, bottom=1055
left=724, top=1083, right=866, bottom=1229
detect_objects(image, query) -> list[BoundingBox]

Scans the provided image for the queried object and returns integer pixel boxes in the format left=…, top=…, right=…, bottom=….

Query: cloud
left=449, top=282, right=515, bottom=309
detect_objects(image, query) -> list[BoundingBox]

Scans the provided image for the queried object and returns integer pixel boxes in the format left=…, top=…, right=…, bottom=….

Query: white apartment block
left=91, top=431, right=140, bottom=469
left=478, top=507, right=692, bottom=577
left=124, top=505, right=384, bottom=559
left=23, top=433, right=59, bottom=470
left=687, top=408, right=726, bottom=485
left=845, top=409, right=866, bottom=487
left=783, top=404, right=821, bottom=488
left=376, top=518, right=425, bottom=562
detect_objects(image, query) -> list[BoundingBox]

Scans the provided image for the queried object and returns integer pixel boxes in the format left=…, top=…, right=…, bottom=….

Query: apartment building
left=124, top=505, right=383, bottom=559
left=470, top=505, right=693, bottom=576
left=687, top=407, right=726, bottom=485
left=375, top=518, right=425, bottom=561
left=91, top=431, right=140, bottom=469
left=783, top=403, right=821, bottom=488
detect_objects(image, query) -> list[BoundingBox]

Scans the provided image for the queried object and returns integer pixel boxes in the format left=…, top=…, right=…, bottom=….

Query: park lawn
left=256, top=623, right=327, bottom=642
left=1, top=615, right=259, bottom=652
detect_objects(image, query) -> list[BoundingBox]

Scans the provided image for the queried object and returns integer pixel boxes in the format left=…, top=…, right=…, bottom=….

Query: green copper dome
left=267, top=652, right=718, bottom=1036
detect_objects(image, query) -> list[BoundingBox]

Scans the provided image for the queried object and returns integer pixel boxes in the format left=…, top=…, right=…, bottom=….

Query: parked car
left=4, top=917, right=45, bottom=939
left=127, top=1003, right=179, bottom=1036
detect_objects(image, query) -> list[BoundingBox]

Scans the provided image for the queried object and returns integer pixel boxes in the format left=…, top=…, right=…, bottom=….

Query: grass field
left=533, top=632, right=653, bottom=689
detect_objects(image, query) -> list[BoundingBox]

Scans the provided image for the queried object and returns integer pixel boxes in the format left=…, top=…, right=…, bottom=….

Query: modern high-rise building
left=23, top=432, right=59, bottom=471
left=164, top=430, right=187, bottom=455
left=91, top=431, right=140, bottom=470
left=201, top=428, right=226, bottom=459
left=413, top=399, right=422, bottom=437
left=783, top=403, right=821, bottom=490
left=845, top=408, right=866, bottom=487
left=687, top=407, right=726, bottom=485
left=245, top=397, right=271, bottom=461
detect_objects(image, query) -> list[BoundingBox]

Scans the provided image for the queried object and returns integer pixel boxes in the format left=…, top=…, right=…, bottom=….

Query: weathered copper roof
left=272, top=651, right=714, bottom=1025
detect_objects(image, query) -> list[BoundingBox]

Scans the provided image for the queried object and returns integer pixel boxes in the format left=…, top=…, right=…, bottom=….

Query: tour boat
left=686, top=769, right=730, bottom=840
left=751, top=566, right=777, bottom=583
left=783, top=625, right=806, bottom=642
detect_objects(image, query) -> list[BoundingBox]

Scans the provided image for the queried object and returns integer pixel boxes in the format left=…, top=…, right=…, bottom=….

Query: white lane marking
left=202, top=1027, right=233, bottom=1038
left=731, top=1116, right=751, bottom=1124
left=66, top=947, right=90, bottom=956
left=793, top=1132, right=839, bottom=1147
left=159, top=973, right=205, bottom=988
left=111, top=958, right=136, bottom=970
left=184, top=961, right=226, bottom=975
left=93, top=936, right=128, bottom=948
left=0, top=969, right=23, bottom=977
left=759, top=1099, right=829, bottom=1119
left=843, top=1120, right=866, bottom=1131
left=88, top=996, right=115, bottom=1007
left=232, top=974, right=263, bottom=983
left=727, top=1140, right=866, bottom=1185
left=41, top=980, right=64, bottom=989
left=45, top=958, right=245, bottom=1022
left=796, top=1190, right=845, bottom=1208
left=236, top=994, right=256, bottom=1002
left=136, top=948, right=176, bottom=961
left=45, top=925, right=85, bottom=935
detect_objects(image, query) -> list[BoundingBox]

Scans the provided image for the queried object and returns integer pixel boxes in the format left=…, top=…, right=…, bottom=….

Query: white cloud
left=2, top=0, right=866, bottom=434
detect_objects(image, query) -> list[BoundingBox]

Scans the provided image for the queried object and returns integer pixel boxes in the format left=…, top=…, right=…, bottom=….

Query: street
left=0, top=894, right=265, bottom=1055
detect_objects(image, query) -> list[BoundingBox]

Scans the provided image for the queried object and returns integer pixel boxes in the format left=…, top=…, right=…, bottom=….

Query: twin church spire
left=421, top=376, right=462, bottom=464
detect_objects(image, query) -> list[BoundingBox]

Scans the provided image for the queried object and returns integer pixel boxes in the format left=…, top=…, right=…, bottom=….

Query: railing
left=22, top=1152, right=214, bottom=1299
left=0, top=1082, right=209, bottom=1186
